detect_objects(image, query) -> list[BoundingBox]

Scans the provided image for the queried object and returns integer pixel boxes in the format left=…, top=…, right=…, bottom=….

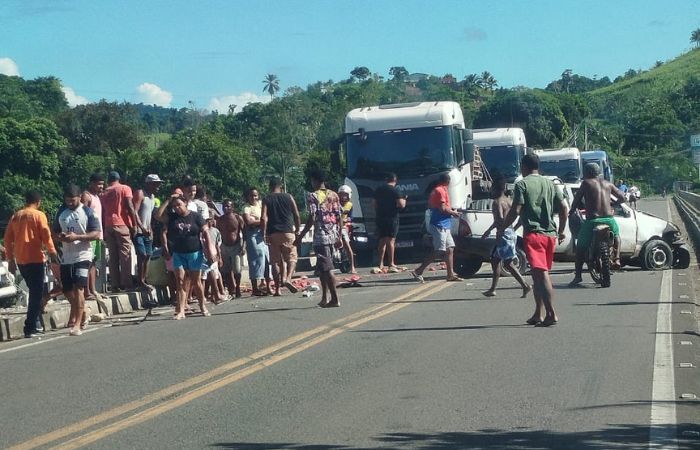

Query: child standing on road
left=481, top=178, right=531, bottom=298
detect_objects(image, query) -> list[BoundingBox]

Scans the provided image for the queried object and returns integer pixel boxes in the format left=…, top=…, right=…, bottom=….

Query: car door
left=613, top=203, right=637, bottom=255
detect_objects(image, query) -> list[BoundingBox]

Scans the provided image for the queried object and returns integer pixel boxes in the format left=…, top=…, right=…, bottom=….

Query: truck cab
left=472, top=127, right=527, bottom=184
left=341, top=101, right=479, bottom=257
left=581, top=149, right=614, bottom=182
left=535, top=147, right=583, bottom=187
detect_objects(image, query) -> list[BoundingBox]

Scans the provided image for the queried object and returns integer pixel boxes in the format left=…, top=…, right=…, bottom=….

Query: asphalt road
left=1, top=199, right=698, bottom=450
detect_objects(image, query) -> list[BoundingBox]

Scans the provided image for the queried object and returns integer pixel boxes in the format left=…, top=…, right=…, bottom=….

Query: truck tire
left=454, top=256, right=482, bottom=278
left=641, top=239, right=673, bottom=271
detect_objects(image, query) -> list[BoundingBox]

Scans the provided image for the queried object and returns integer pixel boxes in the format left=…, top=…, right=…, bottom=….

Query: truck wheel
left=454, top=257, right=482, bottom=278
left=641, top=239, right=673, bottom=270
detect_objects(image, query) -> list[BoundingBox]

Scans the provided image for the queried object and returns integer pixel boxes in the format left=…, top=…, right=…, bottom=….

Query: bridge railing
left=674, top=191, right=700, bottom=256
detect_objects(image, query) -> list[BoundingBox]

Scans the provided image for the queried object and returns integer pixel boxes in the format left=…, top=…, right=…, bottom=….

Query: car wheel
left=455, top=256, right=483, bottom=278
left=641, top=239, right=673, bottom=270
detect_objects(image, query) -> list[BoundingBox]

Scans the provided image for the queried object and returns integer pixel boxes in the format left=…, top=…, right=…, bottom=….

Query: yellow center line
left=7, top=281, right=439, bottom=450
left=51, top=281, right=450, bottom=450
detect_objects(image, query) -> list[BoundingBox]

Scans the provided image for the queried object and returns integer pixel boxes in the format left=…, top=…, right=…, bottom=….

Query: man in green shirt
left=498, top=154, right=568, bottom=327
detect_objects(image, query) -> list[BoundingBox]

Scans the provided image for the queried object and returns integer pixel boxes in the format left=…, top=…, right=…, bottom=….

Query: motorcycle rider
left=569, top=163, right=627, bottom=287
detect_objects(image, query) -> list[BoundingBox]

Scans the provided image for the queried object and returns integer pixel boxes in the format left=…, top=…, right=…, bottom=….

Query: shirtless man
left=569, top=162, right=627, bottom=287
left=217, top=199, right=246, bottom=298
left=481, top=178, right=531, bottom=298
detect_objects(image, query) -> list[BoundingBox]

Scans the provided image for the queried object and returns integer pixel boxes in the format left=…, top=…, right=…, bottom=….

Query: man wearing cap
left=101, top=171, right=142, bottom=291
left=133, top=174, right=163, bottom=287
left=569, top=162, right=627, bottom=286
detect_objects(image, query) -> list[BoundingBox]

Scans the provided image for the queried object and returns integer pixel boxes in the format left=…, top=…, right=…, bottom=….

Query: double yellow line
left=8, top=281, right=449, bottom=450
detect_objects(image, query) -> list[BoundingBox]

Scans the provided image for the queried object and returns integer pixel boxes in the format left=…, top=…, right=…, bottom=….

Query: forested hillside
left=1, top=48, right=699, bottom=224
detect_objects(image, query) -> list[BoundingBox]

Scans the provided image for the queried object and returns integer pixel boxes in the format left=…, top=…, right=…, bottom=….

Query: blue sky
left=1, top=0, right=698, bottom=110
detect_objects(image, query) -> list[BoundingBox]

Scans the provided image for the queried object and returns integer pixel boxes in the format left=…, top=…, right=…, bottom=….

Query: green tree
left=475, top=89, right=569, bottom=147
left=153, top=125, right=260, bottom=204
left=350, top=66, right=371, bottom=81
left=0, top=117, right=66, bottom=221
left=56, top=100, right=145, bottom=156
left=389, top=66, right=408, bottom=82
left=561, top=69, right=573, bottom=93
left=262, top=73, right=280, bottom=100
left=478, top=71, right=498, bottom=90
left=691, top=28, right=700, bottom=47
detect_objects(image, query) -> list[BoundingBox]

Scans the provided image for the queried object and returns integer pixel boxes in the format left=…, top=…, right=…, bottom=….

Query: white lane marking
left=0, top=325, right=110, bottom=355
left=649, top=269, right=677, bottom=449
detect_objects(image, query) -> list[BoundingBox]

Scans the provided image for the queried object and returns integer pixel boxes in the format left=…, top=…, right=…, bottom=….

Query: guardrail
left=674, top=191, right=700, bottom=255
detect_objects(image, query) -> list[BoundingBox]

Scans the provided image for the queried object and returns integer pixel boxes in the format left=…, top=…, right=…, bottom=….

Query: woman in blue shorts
left=156, top=195, right=214, bottom=319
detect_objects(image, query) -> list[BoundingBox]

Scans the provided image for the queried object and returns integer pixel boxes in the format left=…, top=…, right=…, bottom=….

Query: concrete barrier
left=0, top=315, right=24, bottom=341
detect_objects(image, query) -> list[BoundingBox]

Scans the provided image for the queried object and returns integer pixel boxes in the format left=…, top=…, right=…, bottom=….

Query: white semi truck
left=337, top=101, right=488, bottom=261
left=472, top=127, right=527, bottom=184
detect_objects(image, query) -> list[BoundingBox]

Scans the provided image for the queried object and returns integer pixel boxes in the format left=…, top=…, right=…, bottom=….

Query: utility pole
left=584, top=122, right=588, bottom=151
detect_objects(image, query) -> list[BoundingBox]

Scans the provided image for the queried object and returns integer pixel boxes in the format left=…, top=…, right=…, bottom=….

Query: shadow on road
left=211, top=422, right=698, bottom=449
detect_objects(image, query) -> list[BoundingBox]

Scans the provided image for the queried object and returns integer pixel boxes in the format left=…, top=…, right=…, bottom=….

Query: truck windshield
left=346, top=127, right=454, bottom=179
left=479, top=145, right=522, bottom=182
left=539, top=159, right=581, bottom=183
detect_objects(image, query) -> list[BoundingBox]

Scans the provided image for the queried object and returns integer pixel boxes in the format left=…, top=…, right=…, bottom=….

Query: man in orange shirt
left=411, top=173, right=462, bottom=282
left=4, top=191, right=59, bottom=338
left=101, top=171, right=142, bottom=291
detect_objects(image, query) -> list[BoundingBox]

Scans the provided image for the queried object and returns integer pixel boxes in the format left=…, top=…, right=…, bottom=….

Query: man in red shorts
left=498, top=154, right=568, bottom=327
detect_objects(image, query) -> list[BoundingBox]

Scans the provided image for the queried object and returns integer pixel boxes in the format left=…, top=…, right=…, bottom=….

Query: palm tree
left=478, top=71, right=498, bottom=90
left=461, top=73, right=480, bottom=98
left=691, top=28, right=700, bottom=47
left=262, top=73, right=280, bottom=100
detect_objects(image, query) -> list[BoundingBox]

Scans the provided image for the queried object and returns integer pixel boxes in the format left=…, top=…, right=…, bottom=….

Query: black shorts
left=376, top=218, right=399, bottom=239
left=60, top=260, right=91, bottom=291
left=314, top=245, right=335, bottom=273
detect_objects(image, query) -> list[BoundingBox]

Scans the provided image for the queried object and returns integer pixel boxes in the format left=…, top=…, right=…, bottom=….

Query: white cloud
left=137, top=82, right=173, bottom=107
left=62, top=86, right=88, bottom=107
left=207, top=92, right=270, bottom=113
left=0, top=57, right=20, bottom=76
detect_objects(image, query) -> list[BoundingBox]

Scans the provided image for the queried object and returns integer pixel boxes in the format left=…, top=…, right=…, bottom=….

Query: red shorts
left=523, top=232, right=556, bottom=271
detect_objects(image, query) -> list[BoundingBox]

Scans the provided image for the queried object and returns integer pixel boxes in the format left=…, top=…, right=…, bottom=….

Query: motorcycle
left=587, top=224, right=615, bottom=288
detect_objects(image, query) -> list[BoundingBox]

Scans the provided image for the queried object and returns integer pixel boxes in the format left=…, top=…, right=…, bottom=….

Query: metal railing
left=674, top=191, right=700, bottom=255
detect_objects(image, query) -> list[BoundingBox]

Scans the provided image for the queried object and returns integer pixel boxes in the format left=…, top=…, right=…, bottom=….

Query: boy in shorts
left=481, top=178, right=530, bottom=298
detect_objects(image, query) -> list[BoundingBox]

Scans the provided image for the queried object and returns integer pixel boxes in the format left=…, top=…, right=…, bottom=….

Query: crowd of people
left=2, top=168, right=349, bottom=336
left=3, top=152, right=634, bottom=338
